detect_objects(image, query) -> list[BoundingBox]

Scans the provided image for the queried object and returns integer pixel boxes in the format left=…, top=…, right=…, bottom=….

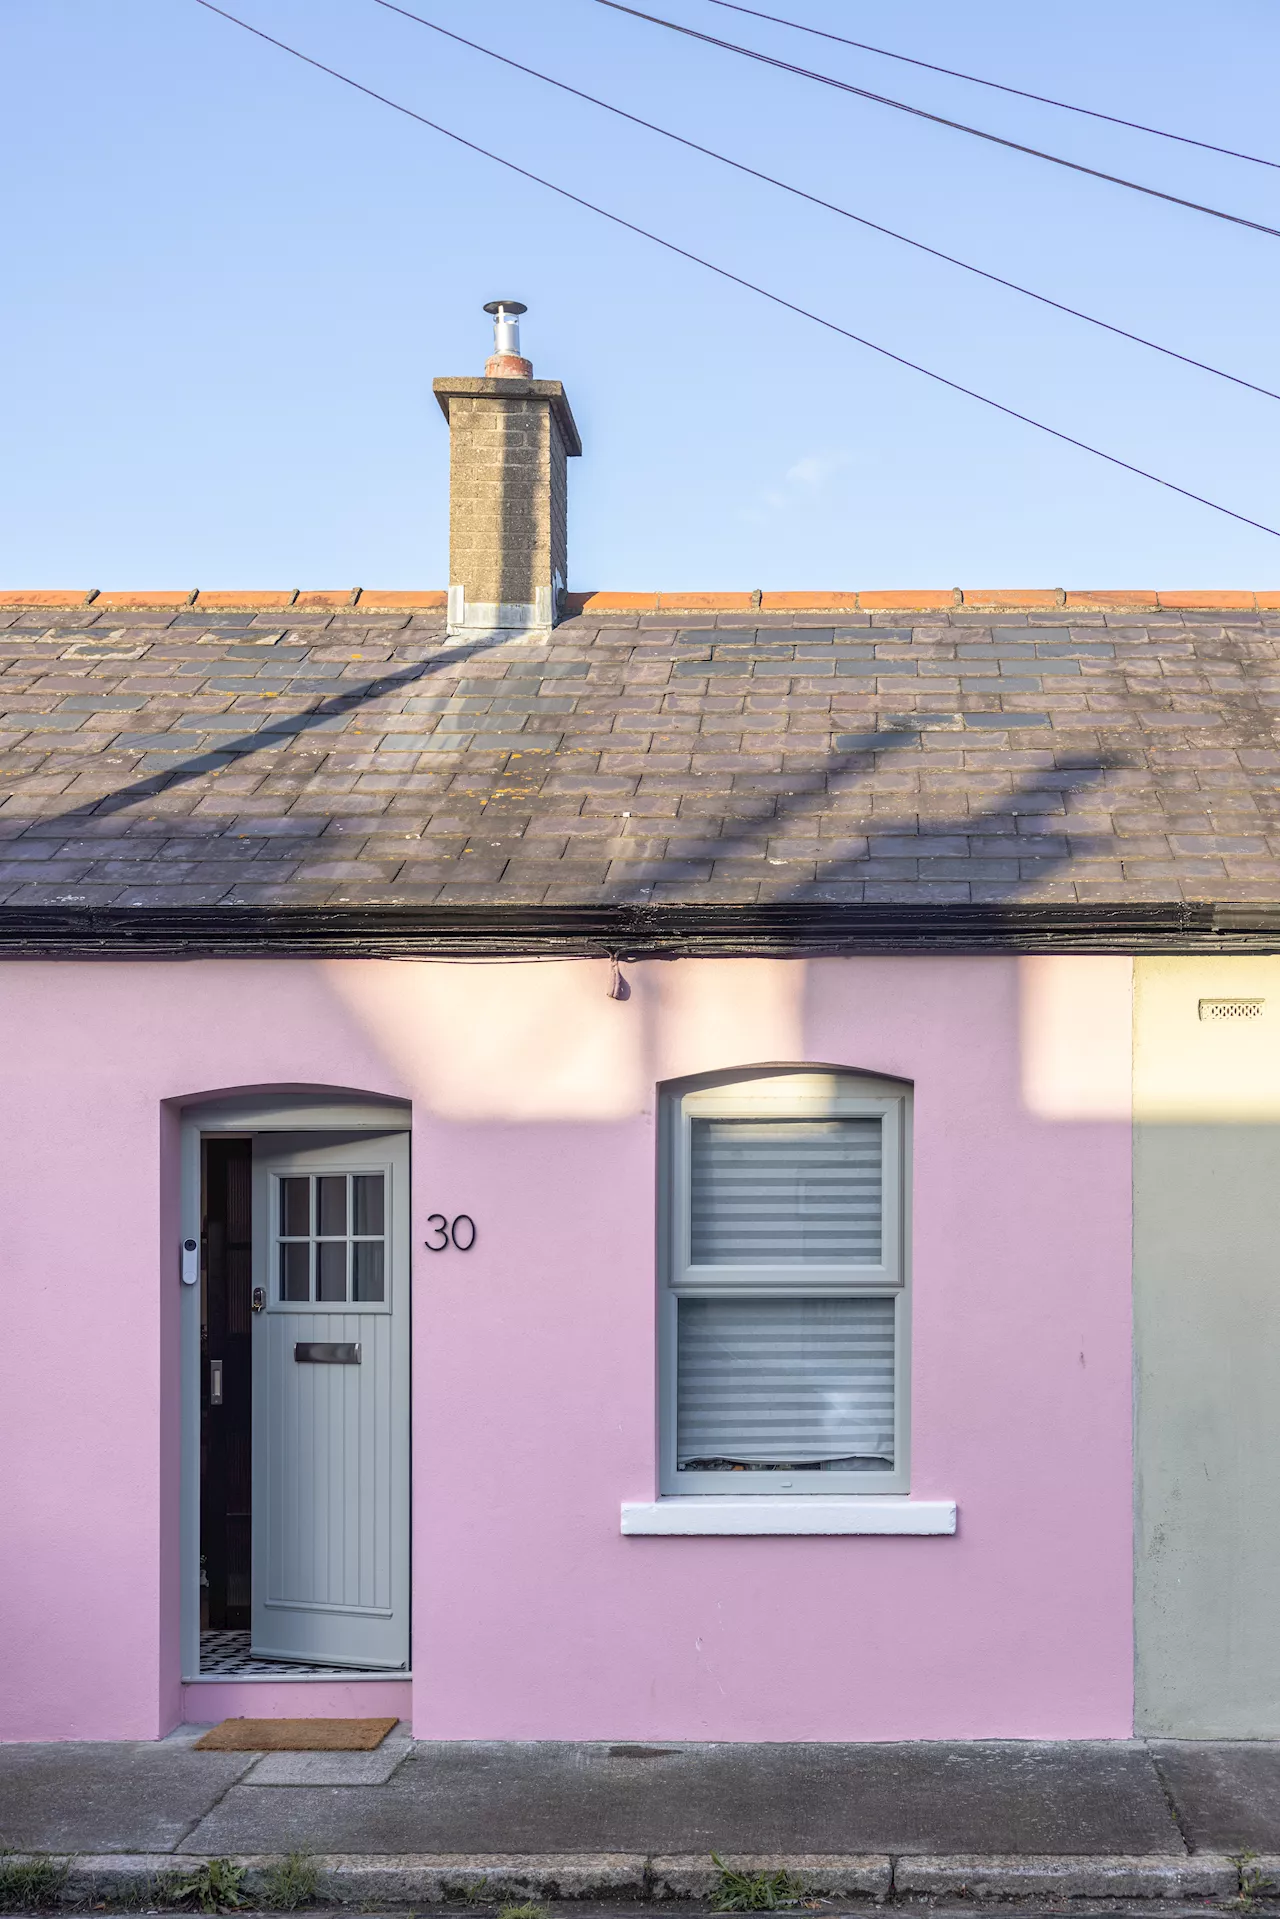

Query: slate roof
left=4, top=598, right=1280, bottom=919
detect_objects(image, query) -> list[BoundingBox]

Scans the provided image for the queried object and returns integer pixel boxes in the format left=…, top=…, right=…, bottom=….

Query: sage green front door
left=250, top=1131, right=410, bottom=1670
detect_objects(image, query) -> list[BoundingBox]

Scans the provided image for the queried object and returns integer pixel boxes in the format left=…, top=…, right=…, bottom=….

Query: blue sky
left=3, top=0, right=1279, bottom=588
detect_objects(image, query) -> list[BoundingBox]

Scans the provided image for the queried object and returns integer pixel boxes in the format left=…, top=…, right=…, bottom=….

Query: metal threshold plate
left=294, top=1341, right=362, bottom=1364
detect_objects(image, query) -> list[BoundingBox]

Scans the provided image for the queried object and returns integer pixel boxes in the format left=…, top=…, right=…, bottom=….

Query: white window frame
left=268, top=1161, right=396, bottom=1317
left=659, top=1068, right=911, bottom=1499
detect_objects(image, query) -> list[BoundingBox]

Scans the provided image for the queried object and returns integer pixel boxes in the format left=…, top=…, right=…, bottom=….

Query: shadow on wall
left=1131, top=1103, right=1280, bottom=1738
left=1129, top=956, right=1280, bottom=1738
left=9, top=630, right=1147, bottom=1125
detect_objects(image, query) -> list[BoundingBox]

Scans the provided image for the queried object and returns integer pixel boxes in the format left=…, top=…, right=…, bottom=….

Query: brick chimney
left=433, top=301, right=582, bottom=637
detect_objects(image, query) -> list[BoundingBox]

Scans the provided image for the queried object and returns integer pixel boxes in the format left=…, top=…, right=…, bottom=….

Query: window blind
left=676, top=1295, right=895, bottom=1467
left=690, top=1117, right=883, bottom=1265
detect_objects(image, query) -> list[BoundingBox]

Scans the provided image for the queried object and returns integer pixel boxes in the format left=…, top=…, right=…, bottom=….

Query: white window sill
left=620, top=1497, right=957, bottom=1536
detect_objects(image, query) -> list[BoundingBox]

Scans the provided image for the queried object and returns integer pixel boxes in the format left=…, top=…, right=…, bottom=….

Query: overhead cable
left=370, top=0, right=1280, bottom=405
left=594, top=0, right=1280, bottom=241
left=188, top=0, right=1280, bottom=542
left=704, top=0, right=1280, bottom=172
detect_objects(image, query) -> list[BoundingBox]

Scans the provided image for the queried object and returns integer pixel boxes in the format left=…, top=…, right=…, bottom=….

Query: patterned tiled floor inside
left=199, top=1629, right=361, bottom=1679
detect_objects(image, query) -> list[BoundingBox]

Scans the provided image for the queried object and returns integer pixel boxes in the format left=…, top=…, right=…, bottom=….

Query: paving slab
left=0, top=1741, right=255, bottom=1851
left=1149, top=1741, right=1280, bottom=1852
left=177, top=1739, right=1185, bottom=1857
left=244, top=1730, right=415, bottom=1787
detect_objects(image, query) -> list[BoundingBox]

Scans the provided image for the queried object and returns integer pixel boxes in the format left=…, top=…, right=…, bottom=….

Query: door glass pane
left=690, top=1117, right=883, bottom=1265
left=352, top=1240, right=385, bottom=1302
left=676, top=1294, right=895, bottom=1470
left=280, top=1176, right=310, bottom=1237
left=353, top=1174, right=385, bottom=1236
left=317, top=1175, right=347, bottom=1236
left=279, top=1240, right=310, bottom=1302
left=316, top=1240, right=347, bottom=1302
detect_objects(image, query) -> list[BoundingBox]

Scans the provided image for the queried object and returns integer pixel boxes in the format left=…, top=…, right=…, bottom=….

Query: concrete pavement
left=3, top=1733, right=1280, bottom=1907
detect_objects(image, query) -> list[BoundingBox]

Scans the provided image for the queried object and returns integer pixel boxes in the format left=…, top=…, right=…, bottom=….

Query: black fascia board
left=1, top=900, right=1280, bottom=956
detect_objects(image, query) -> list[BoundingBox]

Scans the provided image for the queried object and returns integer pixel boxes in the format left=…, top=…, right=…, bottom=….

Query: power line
left=594, top=0, right=1280, bottom=242
left=704, top=0, right=1280, bottom=172
left=188, top=0, right=1280, bottom=542
left=369, top=0, right=1280, bottom=405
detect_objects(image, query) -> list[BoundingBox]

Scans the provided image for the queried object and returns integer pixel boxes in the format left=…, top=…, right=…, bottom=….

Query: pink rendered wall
left=181, top=1680, right=411, bottom=1723
left=0, top=953, right=1133, bottom=1743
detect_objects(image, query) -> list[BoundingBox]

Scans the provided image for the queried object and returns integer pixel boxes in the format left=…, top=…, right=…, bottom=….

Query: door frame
left=179, top=1093, right=412, bottom=1682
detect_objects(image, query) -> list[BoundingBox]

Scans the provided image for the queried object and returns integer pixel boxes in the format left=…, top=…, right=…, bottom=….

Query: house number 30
left=424, top=1214, right=476, bottom=1251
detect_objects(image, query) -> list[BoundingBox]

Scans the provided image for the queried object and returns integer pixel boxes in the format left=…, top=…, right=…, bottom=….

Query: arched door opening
left=180, top=1093, right=411, bottom=1685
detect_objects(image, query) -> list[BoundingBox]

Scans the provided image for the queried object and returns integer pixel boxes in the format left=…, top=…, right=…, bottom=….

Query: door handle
left=252, top=1287, right=266, bottom=1314
left=209, top=1358, right=223, bottom=1406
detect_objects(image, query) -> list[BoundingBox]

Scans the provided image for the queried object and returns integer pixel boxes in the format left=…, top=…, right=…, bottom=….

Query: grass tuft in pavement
left=0, top=1850, right=68, bottom=1914
left=711, top=1854, right=808, bottom=1912
left=262, top=1853, right=321, bottom=1911
left=167, top=1859, right=248, bottom=1913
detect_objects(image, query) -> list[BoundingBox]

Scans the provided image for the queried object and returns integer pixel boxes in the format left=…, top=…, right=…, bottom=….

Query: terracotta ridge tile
left=196, top=591, right=299, bottom=610
left=0, top=590, right=98, bottom=608
left=568, top=589, right=1275, bottom=614
left=2, top=588, right=1275, bottom=615
left=1065, top=591, right=1158, bottom=610
left=762, top=592, right=861, bottom=611
left=861, top=591, right=960, bottom=610
left=960, top=589, right=1063, bottom=609
left=94, top=591, right=195, bottom=610
left=358, top=591, right=449, bottom=610
left=1156, top=591, right=1258, bottom=610
left=565, top=592, right=658, bottom=614
left=656, top=592, right=756, bottom=611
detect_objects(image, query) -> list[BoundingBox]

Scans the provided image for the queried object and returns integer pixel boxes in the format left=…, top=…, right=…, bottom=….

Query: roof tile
left=2, top=600, right=1280, bottom=909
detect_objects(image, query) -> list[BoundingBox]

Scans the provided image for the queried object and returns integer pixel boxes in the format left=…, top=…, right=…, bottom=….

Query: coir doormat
left=194, top=1716, right=399, bottom=1751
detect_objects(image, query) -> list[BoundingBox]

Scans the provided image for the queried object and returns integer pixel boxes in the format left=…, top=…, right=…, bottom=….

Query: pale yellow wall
left=1134, top=956, right=1280, bottom=1735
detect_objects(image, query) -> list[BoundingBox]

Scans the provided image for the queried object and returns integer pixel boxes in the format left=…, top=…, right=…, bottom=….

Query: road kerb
left=892, top=1853, right=1240, bottom=1900
left=649, top=1855, right=892, bottom=1899
left=8, top=1848, right=1247, bottom=1907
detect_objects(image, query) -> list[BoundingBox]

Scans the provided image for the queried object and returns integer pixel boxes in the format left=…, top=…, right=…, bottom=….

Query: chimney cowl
left=483, top=298, right=533, bottom=378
